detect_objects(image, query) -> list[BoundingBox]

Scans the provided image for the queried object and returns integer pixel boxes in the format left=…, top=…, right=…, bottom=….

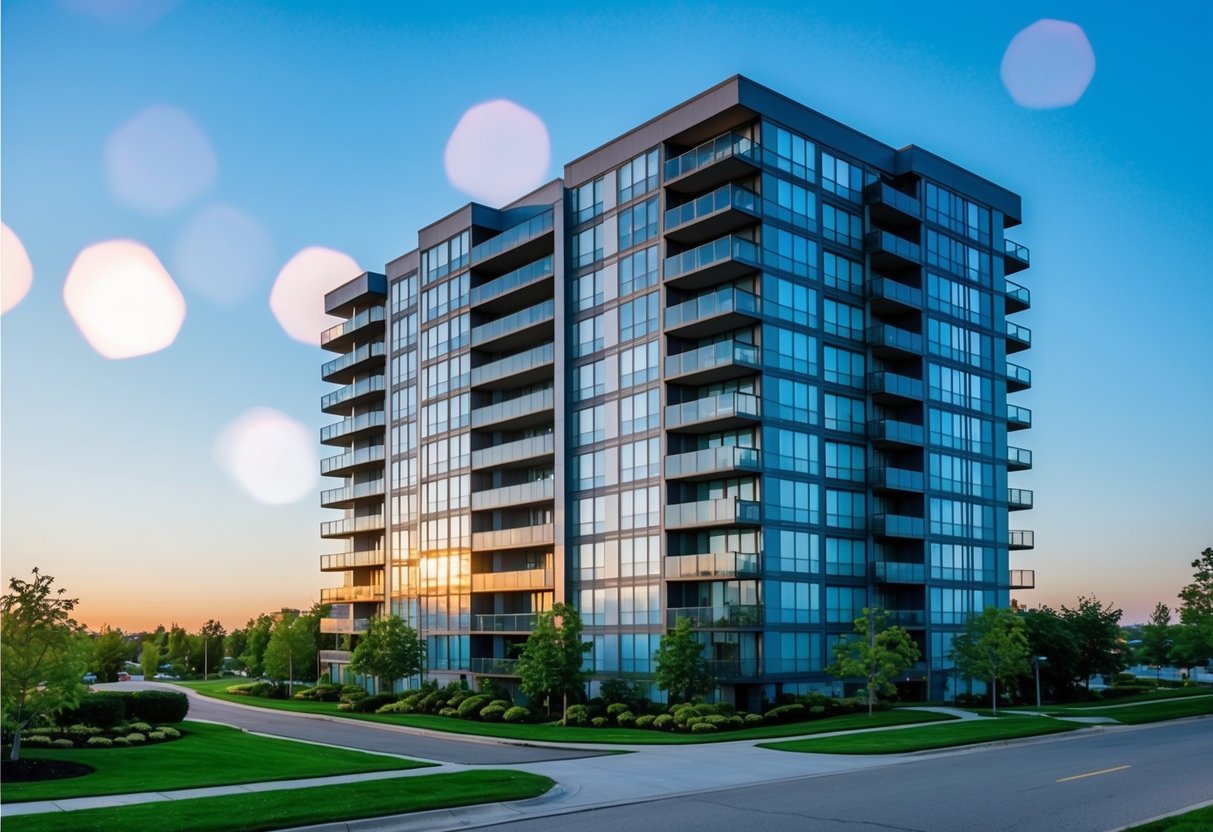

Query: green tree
left=1169, top=621, right=1213, bottom=674
left=199, top=619, right=226, bottom=679
left=140, top=638, right=161, bottom=681
left=1139, top=602, right=1172, bottom=681
left=827, top=607, right=921, bottom=716
left=1020, top=605, right=1081, bottom=701
left=92, top=625, right=129, bottom=682
left=1061, top=596, right=1126, bottom=687
left=1, top=569, right=89, bottom=761
left=654, top=616, right=715, bottom=705
left=516, top=603, right=590, bottom=720
left=349, top=614, right=425, bottom=693
left=166, top=623, right=189, bottom=676
left=1177, top=547, right=1213, bottom=623
left=263, top=613, right=316, bottom=694
left=950, top=607, right=1031, bottom=714
left=225, top=627, right=249, bottom=673
left=239, top=613, right=274, bottom=678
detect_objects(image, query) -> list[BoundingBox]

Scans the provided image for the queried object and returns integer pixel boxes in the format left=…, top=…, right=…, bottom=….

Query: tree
left=1061, top=596, right=1126, bottom=687
left=239, top=614, right=274, bottom=678
left=1169, top=620, right=1213, bottom=674
left=1, top=569, right=89, bottom=761
left=1139, top=602, right=1172, bottom=681
left=516, top=603, right=589, bottom=720
left=140, top=639, right=161, bottom=681
left=827, top=607, right=920, bottom=716
left=92, top=626, right=129, bottom=682
left=950, top=607, right=1031, bottom=714
left=263, top=613, right=315, bottom=694
left=1020, top=606, right=1081, bottom=701
left=349, top=614, right=424, bottom=693
left=199, top=619, right=226, bottom=679
left=225, top=627, right=249, bottom=673
left=654, top=616, right=715, bottom=705
left=1177, top=547, right=1213, bottom=624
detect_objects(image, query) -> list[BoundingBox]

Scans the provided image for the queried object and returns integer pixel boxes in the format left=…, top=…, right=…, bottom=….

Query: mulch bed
left=1, top=758, right=94, bottom=782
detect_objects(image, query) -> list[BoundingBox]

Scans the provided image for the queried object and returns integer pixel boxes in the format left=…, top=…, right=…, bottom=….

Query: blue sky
left=2, top=0, right=1210, bottom=630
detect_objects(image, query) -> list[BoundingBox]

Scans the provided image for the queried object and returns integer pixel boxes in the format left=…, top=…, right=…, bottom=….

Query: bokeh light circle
left=444, top=99, right=551, bottom=206
left=2, top=223, right=34, bottom=314
left=270, top=247, right=364, bottom=345
left=62, top=240, right=186, bottom=359
left=214, top=407, right=317, bottom=505
left=106, top=105, right=218, bottom=215
left=173, top=203, right=275, bottom=305
left=1001, top=19, right=1096, bottom=109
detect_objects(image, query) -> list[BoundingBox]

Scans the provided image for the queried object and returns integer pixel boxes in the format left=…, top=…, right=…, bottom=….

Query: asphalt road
left=486, top=720, right=1213, bottom=832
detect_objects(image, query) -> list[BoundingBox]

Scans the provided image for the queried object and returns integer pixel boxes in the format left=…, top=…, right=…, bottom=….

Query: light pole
left=1032, top=655, right=1047, bottom=709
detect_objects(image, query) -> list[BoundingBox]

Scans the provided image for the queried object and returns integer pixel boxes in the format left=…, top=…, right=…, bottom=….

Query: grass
left=760, top=716, right=1081, bottom=754
left=178, top=681, right=954, bottom=743
left=1, top=771, right=554, bottom=832
left=1122, top=805, right=1213, bottom=832
left=1, top=721, right=429, bottom=803
left=1049, top=696, right=1213, bottom=725
left=1033, top=689, right=1213, bottom=709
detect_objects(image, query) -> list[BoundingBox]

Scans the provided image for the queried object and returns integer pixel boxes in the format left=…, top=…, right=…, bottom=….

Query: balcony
left=471, top=478, right=555, bottom=512
left=320, top=514, right=385, bottom=538
left=667, top=605, right=762, bottom=629
left=320, top=410, right=385, bottom=446
left=1003, top=238, right=1030, bottom=274
left=665, top=497, right=760, bottom=529
left=873, top=561, right=926, bottom=584
left=1006, top=446, right=1033, bottom=471
left=868, top=419, right=925, bottom=448
left=471, top=613, right=540, bottom=633
left=470, top=342, right=554, bottom=390
left=663, top=132, right=761, bottom=193
left=472, top=524, right=555, bottom=551
left=707, top=658, right=760, bottom=679
left=1006, top=362, right=1032, bottom=392
left=868, top=466, right=925, bottom=493
left=664, top=235, right=761, bottom=290
left=665, top=340, right=760, bottom=385
left=321, top=342, right=385, bottom=384
left=468, top=657, right=521, bottom=676
left=320, top=550, right=384, bottom=571
left=1005, top=320, right=1031, bottom=353
left=1005, top=280, right=1031, bottom=313
left=319, top=617, right=370, bottom=635
left=319, top=649, right=353, bottom=664
left=469, top=255, right=554, bottom=314
left=321, top=375, right=385, bottom=414
left=1009, top=530, right=1035, bottom=550
left=665, top=446, right=760, bottom=481
left=865, top=230, right=921, bottom=272
left=1007, top=404, right=1032, bottom=430
left=868, top=324, right=923, bottom=358
left=885, top=610, right=927, bottom=628
left=867, top=371, right=923, bottom=404
left=664, top=184, right=760, bottom=245
left=664, top=287, right=760, bottom=339
left=321, top=445, right=385, bottom=476
left=470, top=388, right=554, bottom=431
left=1008, top=488, right=1034, bottom=510
left=865, top=181, right=921, bottom=227
left=320, top=306, right=385, bottom=353
left=471, top=433, right=554, bottom=471
left=471, top=299, right=554, bottom=352
left=319, top=585, right=382, bottom=604
left=867, top=277, right=923, bottom=316
left=469, top=209, right=554, bottom=275
left=1010, top=569, right=1036, bottom=590
left=872, top=513, right=925, bottom=538
left=664, top=551, right=759, bottom=581
left=471, top=567, right=554, bottom=593
left=320, top=478, right=385, bottom=509
left=666, top=392, right=761, bottom=433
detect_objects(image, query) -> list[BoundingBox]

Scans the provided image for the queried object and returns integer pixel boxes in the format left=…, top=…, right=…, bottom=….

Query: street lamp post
left=1032, top=656, right=1047, bottom=709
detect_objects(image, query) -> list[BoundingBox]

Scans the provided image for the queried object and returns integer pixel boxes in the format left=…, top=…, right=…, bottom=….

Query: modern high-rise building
left=318, top=76, right=1035, bottom=704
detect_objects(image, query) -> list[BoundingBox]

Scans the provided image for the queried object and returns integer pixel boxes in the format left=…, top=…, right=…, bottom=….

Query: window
left=572, top=177, right=604, bottom=224
left=824, top=442, right=864, bottom=481
left=768, top=528, right=819, bottom=573
left=824, top=393, right=864, bottom=433
left=621, top=437, right=659, bottom=481
left=619, top=197, right=659, bottom=249
left=621, top=633, right=656, bottom=673
left=619, top=246, right=659, bottom=296
left=574, top=359, right=606, bottom=401
left=574, top=404, right=605, bottom=446
left=763, top=324, right=816, bottom=375
left=619, top=583, right=659, bottom=625
left=620, top=341, right=658, bottom=388
left=762, top=172, right=816, bottom=230
left=929, top=408, right=992, bottom=455
left=825, top=537, right=865, bottom=577
left=420, top=230, right=470, bottom=285
left=765, top=425, right=817, bottom=474
left=392, top=311, right=418, bottom=350
left=573, top=313, right=604, bottom=356
left=421, top=272, right=468, bottom=322
left=822, top=203, right=863, bottom=248
left=422, top=473, right=469, bottom=513
left=572, top=269, right=605, bottom=311
left=763, top=122, right=816, bottom=181
left=823, top=299, right=863, bottom=340
left=925, top=182, right=990, bottom=245
left=572, top=224, right=604, bottom=268
left=929, top=498, right=995, bottom=540
left=619, top=149, right=659, bottom=203
left=821, top=152, right=863, bottom=202
left=765, top=477, right=818, bottom=524
left=391, top=272, right=417, bottom=314
left=621, top=388, right=659, bottom=434
left=621, top=534, right=660, bottom=577
left=619, top=293, right=658, bottom=342
left=766, top=376, right=818, bottom=424
left=930, top=587, right=994, bottom=626
left=927, top=319, right=990, bottom=369
left=772, top=631, right=822, bottom=673
left=823, top=346, right=864, bottom=387
left=574, top=496, right=606, bottom=536
left=930, top=542, right=995, bottom=582
left=762, top=227, right=816, bottom=278
left=928, top=363, right=991, bottom=412
left=826, top=586, right=866, bottom=623
left=929, top=453, right=994, bottom=498
left=577, top=541, right=606, bottom=581
left=578, top=587, right=608, bottom=626
left=420, top=393, right=470, bottom=437
left=925, top=229, right=990, bottom=284
left=823, top=252, right=863, bottom=294
left=421, top=313, right=469, bottom=360
left=770, top=581, right=819, bottom=624
left=422, top=354, right=469, bottom=400
left=927, top=273, right=991, bottom=326
left=621, top=485, right=659, bottom=529
left=764, top=274, right=816, bottom=328
left=575, top=450, right=607, bottom=490
left=422, top=434, right=469, bottom=476
left=826, top=489, right=865, bottom=529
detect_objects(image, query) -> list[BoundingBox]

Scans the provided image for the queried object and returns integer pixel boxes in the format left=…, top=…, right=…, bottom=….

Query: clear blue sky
left=2, top=0, right=1210, bottom=630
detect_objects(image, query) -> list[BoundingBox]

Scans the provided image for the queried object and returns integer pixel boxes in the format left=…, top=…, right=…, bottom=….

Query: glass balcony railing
left=872, top=513, right=925, bottom=538
left=321, top=375, right=385, bottom=412
left=868, top=466, right=925, bottom=492
left=865, top=181, right=921, bottom=218
left=319, top=649, right=353, bottom=664
left=319, top=585, right=382, bottom=603
left=1005, top=320, right=1032, bottom=347
left=472, top=613, right=540, bottom=632
left=664, top=132, right=760, bottom=181
left=1010, top=569, right=1036, bottom=589
left=666, top=605, right=762, bottom=628
left=1006, top=446, right=1033, bottom=469
left=472, top=524, right=555, bottom=551
left=664, top=183, right=760, bottom=230
left=1004, top=238, right=1030, bottom=264
left=664, top=551, right=759, bottom=580
left=470, top=209, right=554, bottom=264
left=705, top=658, right=760, bottom=678
left=663, top=235, right=760, bottom=281
left=867, top=324, right=923, bottom=354
left=320, top=307, right=384, bottom=348
left=1007, top=404, right=1033, bottom=428
left=1005, top=280, right=1031, bottom=310
left=319, top=551, right=384, bottom=571
left=665, top=340, right=759, bottom=379
left=319, top=617, right=370, bottom=634
left=867, top=371, right=924, bottom=400
left=665, top=446, right=760, bottom=478
left=666, top=392, right=760, bottom=430
left=873, top=562, right=926, bottom=583
left=867, top=276, right=923, bottom=310
left=320, top=479, right=385, bottom=506
left=320, top=445, right=385, bottom=475
left=471, top=433, right=554, bottom=470
left=320, top=514, right=385, bottom=537
left=467, top=657, right=521, bottom=675
left=868, top=419, right=925, bottom=446
left=865, top=229, right=921, bottom=264
left=1009, top=529, right=1035, bottom=549
left=886, top=610, right=927, bottom=628
left=469, top=256, right=554, bottom=306
left=470, top=388, right=554, bottom=429
left=471, top=567, right=554, bottom=593
left=471, top=479, right=554, bottom=511
left=1006, top=362, right=1032, bottom=389
left=321, top=342, right=385, bottom=379
left=665, top=497, right=761, bottom=528
left=665, top=286, right=760, bottom=331
left=320, top=410, right=385, bottom=443
left=470, top=342, right=554, bottom=387
left=471, top=299, right=554, bottom=346
left=1008, top=487, right=1034, bottom=509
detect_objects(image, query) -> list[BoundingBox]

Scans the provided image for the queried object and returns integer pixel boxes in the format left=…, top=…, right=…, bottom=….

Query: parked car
left=153, top=673, right=178, bottom=680
left=82, top=673, right=97, bottom=684
left=117, top=671, right=132, bottom=682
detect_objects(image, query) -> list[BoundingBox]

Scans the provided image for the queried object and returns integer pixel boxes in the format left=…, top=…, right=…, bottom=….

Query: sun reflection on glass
left=2, top=223, right=34, bottom=314
left=173, top=203, right=275, bottom=305
left=1001, top=19, right=1096, bottom=109
left=270, top=246, right=363, bottom=345
left=444, top=99, right=551, bottom=207
left=62, top=239, right=185, bottom=359
left=106, top=105, right=218, bottom=216
left=214, top=407, right=316, bottom=505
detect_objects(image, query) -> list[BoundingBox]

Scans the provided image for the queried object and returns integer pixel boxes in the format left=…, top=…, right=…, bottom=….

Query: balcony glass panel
left=666, top=392, right=760, bottom=428
left=665, top=497, right=761, bottom=527
left=867, top=371, right=924, bottom=399
left=320, top=514, right=385, bottom=537
left=320, top=307, right=384, bottom=347
left=666, top=605, right=762, bottom=628
left=1006, top=362, right=1031, bottom=386
left=868, top=466, right=924, bottom=491
left=470, top=256, right=554, bottom=306
left=471, top=433, right=554, bottom=469
left=470, top=388, right=554, bottom=429
left=472, top=299, right=554, bottom=345
left=665, top=446, right=760, bottom=477
left=867, top=324, right=923, bottom=354
left=872, top=513, right=925, bottom=537
left=868, top=419, right=925, bottom=446
left=664, top=184, right=759, bottom=230
left=471, top=342, right=555, bottom=387
left=1005, top=320, right=1032, bottom=345
left=664, top=551, right=759, bottom=579
left=1005, top=280, right=1031, bottom=307
left=472, top=524, right=555, bottom=550
left=321, top=445, right=385, bottom=475
left=664, top=236, right=760, bottom=280
left=1004, top=238, right=1030, bottom=263
left=873, top=562, right=926, bottom=583
left=320, top=479, right=385, bottom=505
left=1009, top=529, right=1035, bottom=548
left=321, top=411, right=385, bottom=443
left=470, top=210, right=554, bottom=263
left=867, top=277, right=923, bottom=309
left=865, top=229, right=921, bottom=262
left=468, top=657, right=520, bottom=675
left=321, top=342, right=385, bottom=378
left=664, top=132, right=759, bottom=181
left=471, top=479, right=554, bottom=511
left=320, top=551, right=384, bottom=570
left=472, top=613, right=540, bottom=632
left=665, top=340, right=759, bottom=378
left=321, top=375, right=385, bottom=411
left=665, top=287, right=759, bottom=330
left=1007, top=404, right=1033, bottom=427
left=471, top=567, right=554, bottom=593
left=1006, top=446, right=1033, bottom=468
left=1008, top=487, right=1034, bottom=508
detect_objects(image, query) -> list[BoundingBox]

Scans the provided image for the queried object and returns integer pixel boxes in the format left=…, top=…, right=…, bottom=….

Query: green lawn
left=1050, top=696, right=1213, bottom=725
left=1035, top=689, right=1213, bottom=709
left=1122, top=805, right=1213, bottom=832
left=177, top=681, right=954, bottom=743
left=2, top=721, right=429, bottom=803
left=2, top=771, right=553, bottom=832
left=760, top=716, right=1081, bottom=754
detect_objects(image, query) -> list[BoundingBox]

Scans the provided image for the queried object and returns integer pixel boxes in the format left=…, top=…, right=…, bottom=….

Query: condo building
left=318, top=76, right=1034, bottom=704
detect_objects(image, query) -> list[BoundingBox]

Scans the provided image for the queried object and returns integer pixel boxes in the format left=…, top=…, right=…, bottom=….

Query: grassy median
left=1048, top=696, right=1213, bottom=725
left=1122, top=805, right=1213, bottom=832
left=2, top=771, right=554, bottom=832
left=760, top=716, right=1081, bottom=754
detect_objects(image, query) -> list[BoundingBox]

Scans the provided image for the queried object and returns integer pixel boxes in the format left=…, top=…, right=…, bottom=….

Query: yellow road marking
left=1057, top=765, right=1131, bottom=783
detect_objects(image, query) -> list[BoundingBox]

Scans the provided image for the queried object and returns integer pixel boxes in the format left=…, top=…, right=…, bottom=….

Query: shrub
left=51, top=739, right=75, bottom=748
left=672, top=706, right=696, bottom=726
left=606, top=702, right=632, bottom=721
left=1112, top=672, right=1138, bottom=685
left=111, top=736, right=130, bottom=747
left=744, top=713, right=764, bottom=724
left=148, top=731, right=166, bottom=741
left=438, top=707, right=459, bottom=718
left=590, top=717, right=607, bottom=728
left=809, top=705, right=826, bottom=716
left=685, top=716, right=704, bottom=728
left=336, top=703, right=352, bottom=711
left=615, top=711, right=636, bottom=728
left=653, top=714, right=675, bottom=731
left=457, top=694, right=492, bottom=719
left=635, top=714, right=655, bottom=729
left=87, top=736, right=114, bottom=747
left=376, top=701, right=407, bottom=714
left=764, top=703, right=806, bottom=723
left=158, top=727, right=181, bottom=738
left=563, top=704, right=590, bottom=727
left=347, top=693, right=396, bottom=713
left=60, top=693, right=127, bottom=729
left=716, top=702, right=736, bottom=716
left=446, top=691, right=468, bottom=708
left=67, top=724, right=103, bottom=736
left=488, top=699, right=510, bottom=710
left=480, top=704, right=506, bottom=722
left=690, top=722, right=717, bottom=734
left=728, top=715, right=744, bottom=727
left=1101, top=685, right=1154, bottom=699
left=23, top=735, right=52, bottom=746
left=705, top=714, right=729, bottom=727
left=340, top=688, right=369, bottom=704
left=294, top=684, right=344, bottom=702
left=129, top=722, right=152, bottom=733
left=503, top=706, right=530, bottom=723
left=125, top=733, right=146, bottom=744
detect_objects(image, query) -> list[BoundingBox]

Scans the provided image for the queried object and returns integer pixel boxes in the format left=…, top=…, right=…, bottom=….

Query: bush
left=1101, top=685, right=1154, bottom=699
left=480, top=704, right=506, bottom=722
left=635, top=714, right=655, bottom=729
left=615, top=711, right=636, bottom=728
left=295, top=684, right=344, bottom=702
left=23, top=735, right=52, bottom=746
left=457, top=694, right=492, bottom=719
left=716, top=702, right=736, bottom=716
left=129, top=722, right=152, bottom=733
left=606, top=702, right=631, bottom=722
left=653, top=713, right=675, bottom=731
left=563, top=704, right=590, bottom=727
left=111, top=736, right=130, bottom=747
left=87, top=736, right=113, bottom=747
left=590, top=717, right=607, bottom=727
left=347, top=693, right=397, bottom=713
left=744, top=713, right=764, bottom=724
left=67, top=724, right=103, bottom=736
left=503, top=706, right=530, bottom=723
left=764, top=703, right=806, bottom=723
left=1112, top=672, right=1137, bottom=685
left=51, top=739, right=75, bottom=748
left=705, top=714, right=729, bottom=727
left=685, top=716, right=704, bottom=728
left=159, top=726, right=181, bottom=739
left=728, top=715, right=744, bottom=727
left=809, top=705, right=826, bottom=716
left=60, top=693, right=128, bottom=729
left=148, top=731, right=166, bottom=741
left=125, top=733, right=147, bottom=744
left=690, top=722, right=717, bottom=734
left=438, top=707, right=459, bottom=718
